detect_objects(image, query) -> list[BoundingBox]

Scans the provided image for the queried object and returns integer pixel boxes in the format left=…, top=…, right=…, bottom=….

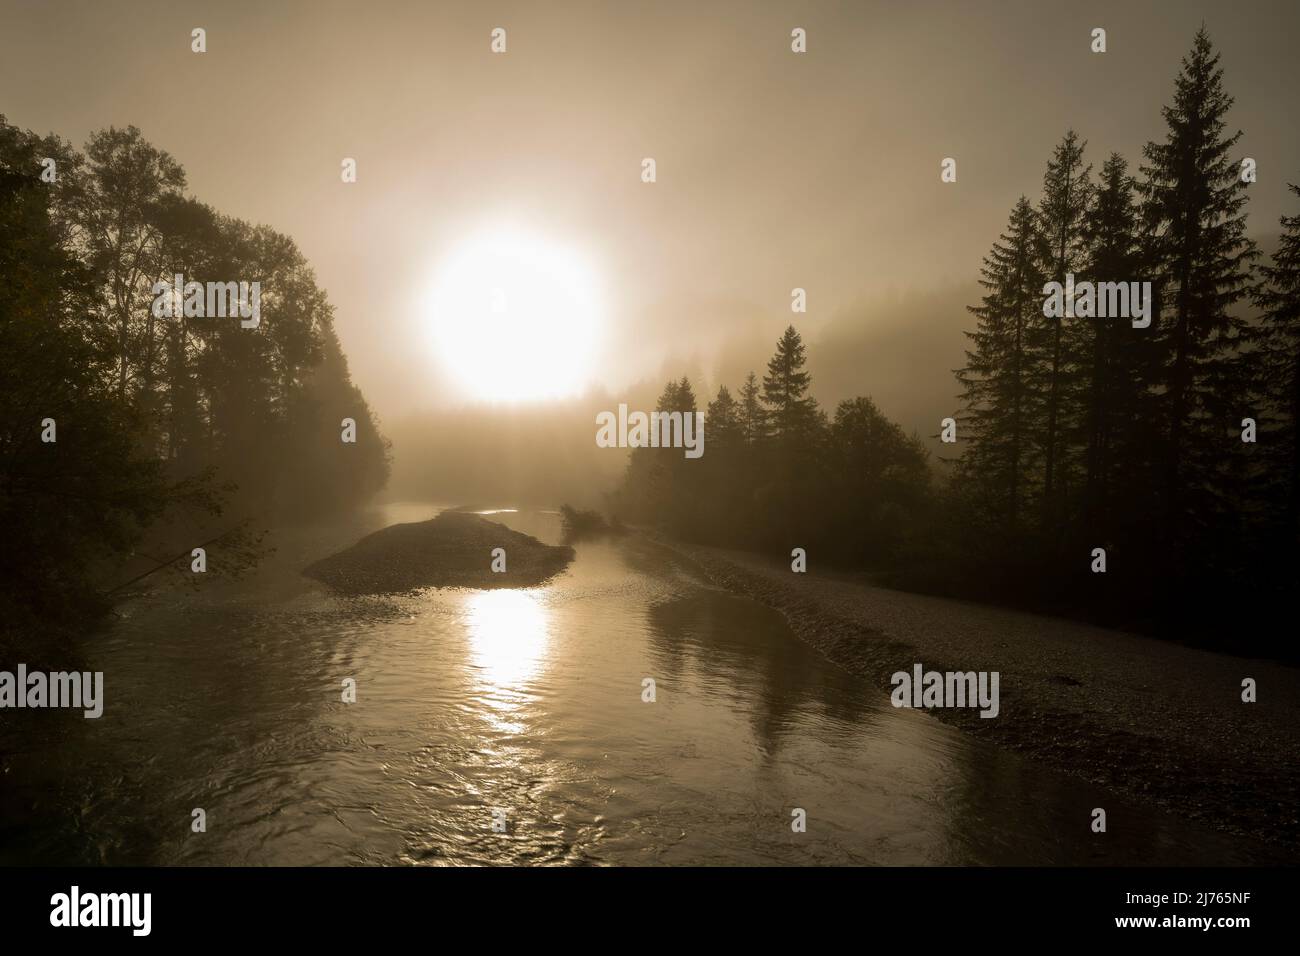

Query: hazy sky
left=3, top=0, right=1298, bottom=420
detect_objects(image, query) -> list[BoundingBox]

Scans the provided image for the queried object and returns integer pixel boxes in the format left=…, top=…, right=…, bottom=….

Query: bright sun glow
left=424, top=228, right=603, bottom=402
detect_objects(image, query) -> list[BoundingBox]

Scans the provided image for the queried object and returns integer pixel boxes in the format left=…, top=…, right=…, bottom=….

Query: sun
left=423, top=227, right=603, bottom=402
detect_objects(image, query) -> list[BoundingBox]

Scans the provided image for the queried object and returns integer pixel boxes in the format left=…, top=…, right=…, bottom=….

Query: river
left=0, top=504, right=1276, bottom=865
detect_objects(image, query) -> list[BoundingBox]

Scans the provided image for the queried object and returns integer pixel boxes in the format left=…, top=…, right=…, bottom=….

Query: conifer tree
left=761, top=325, right=819, bottom=443
left=1076, top=153, right=1160, bottom=535
left=956, top=197, right=1049, bottom=537
left=738, top=372, right=764, bottom=445
left=706, top=384, right=740, bottom=449
left=1137, top=28, right=1258, bottom=547
left=1037, top=131, right=1092, bottom=525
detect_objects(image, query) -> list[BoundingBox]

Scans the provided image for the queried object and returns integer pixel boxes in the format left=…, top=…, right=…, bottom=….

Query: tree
left=1037, top=131, right=1092, bottom=528
left=955, top=197, right=1050, bottom=539
left=615, top=377, right=701, bottom=534
left=54, top=126, right=186, bottom=410
left=699, top=385, right=743, bottom=541
left=1075, top=153, right=1161, bottom=540
left=827, top=397, right=932, bottom=564
left=756, top=326, right=825, bottom=544
left=1137, top=27, right=1258, bottom=556
left=705, top=385, right=741, bottom=451
left=761, top=325, right=819, bottom=443
left=737, top=371, right=765, bottom=445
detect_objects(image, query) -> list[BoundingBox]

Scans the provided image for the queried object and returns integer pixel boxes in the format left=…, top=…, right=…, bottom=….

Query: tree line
left=0, top=117, right=389, bottom=637
left=614, top=29, right=1300, bottom=653
left=612, top=324, right=935, bottom=569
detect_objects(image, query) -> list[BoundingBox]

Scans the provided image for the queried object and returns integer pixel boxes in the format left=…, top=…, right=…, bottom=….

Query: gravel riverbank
left=303, top=511, right=573, bottom=595
left=655, top=537, right=1300, bottom=853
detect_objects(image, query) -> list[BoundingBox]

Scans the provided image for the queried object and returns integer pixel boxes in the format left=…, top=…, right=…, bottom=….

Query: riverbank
left=303, top=511, right=573, bottom=594
left=652, top=536, right=1300, bottom=853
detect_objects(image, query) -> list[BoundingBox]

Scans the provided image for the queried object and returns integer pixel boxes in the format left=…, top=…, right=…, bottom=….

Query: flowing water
left=0, top=504, right=1279, bottom=865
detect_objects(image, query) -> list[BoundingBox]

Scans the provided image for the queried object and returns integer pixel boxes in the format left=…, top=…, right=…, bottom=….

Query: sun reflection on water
left=464, top=589, right=550, bottom=690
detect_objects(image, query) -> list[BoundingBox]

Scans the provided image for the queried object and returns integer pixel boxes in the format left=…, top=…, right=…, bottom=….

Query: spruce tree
left=1077, top=153, right=1160, bottom=536
left=756, top=326, right=824, bottom=544
left=701, top=385, right=742, bottom=541
left=738, top=371, right=764, bottom=445
left=705, top=384, right=740, bottom=449
left=956, top=197, right=1049, bottom=537
left=761, top=325, right=819, bottom=443
left=1037, top=131, right=1092, bottom=527
left=1137, top=27, right=1257, bottom=549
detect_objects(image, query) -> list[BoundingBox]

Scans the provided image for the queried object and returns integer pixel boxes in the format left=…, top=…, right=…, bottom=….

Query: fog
left=4, top=1, right=1298, bottom=430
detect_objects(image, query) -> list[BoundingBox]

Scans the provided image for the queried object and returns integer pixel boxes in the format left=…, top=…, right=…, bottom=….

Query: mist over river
left=0, top=505, right=1279, bottom=865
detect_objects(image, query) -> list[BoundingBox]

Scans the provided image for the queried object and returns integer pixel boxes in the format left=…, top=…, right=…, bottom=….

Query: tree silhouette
left=761, top=325, right=819, bottom=443
left=1037, top=130, right=1092, bottom=532
left=1138, top=27, right=1258, bottom=559
left=1075, top=153, right=1160, bottom=542
left=956, top=197, right=1049, bottom=539
left=738, top=371, right=765, bottom=445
